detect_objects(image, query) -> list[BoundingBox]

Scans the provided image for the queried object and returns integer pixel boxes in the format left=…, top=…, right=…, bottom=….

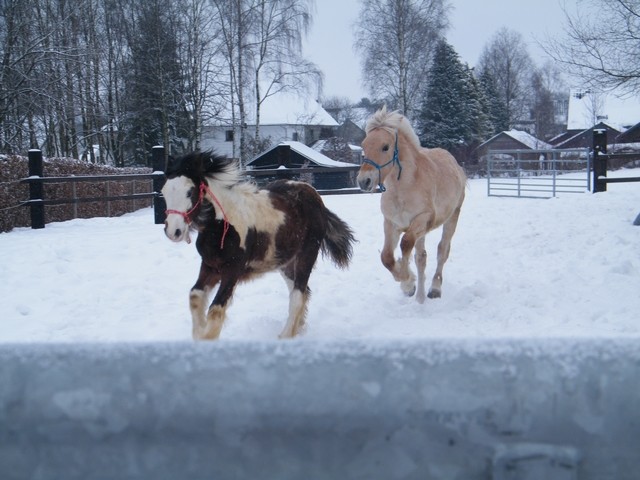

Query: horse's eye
left=382, top=145, right=390, bottom=152
left=186, top=187, right=194, bottom=198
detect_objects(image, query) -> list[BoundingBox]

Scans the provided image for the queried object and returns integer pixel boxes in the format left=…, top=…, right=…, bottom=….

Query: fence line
left=18, top=147, right=366, bottom=229
left=486, top=148, right=590, bottom=198
left=592, top=129, right=640, bottom=192
left=20, top=149, right=163, bottom=229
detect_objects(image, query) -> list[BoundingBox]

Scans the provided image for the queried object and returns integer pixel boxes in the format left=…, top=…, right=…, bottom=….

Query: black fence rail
left=21, top=149, right=164, bottom=229
left=19, top=147, right=366, bottom=229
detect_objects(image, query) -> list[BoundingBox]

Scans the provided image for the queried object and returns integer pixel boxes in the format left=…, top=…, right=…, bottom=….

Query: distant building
left=549, top=122, right=621, bottom=149
left=246, top=141, right=357, bottom=190
left=201, top=92, right=338, bottom=160
left=476, top=130, right=552, bottom=159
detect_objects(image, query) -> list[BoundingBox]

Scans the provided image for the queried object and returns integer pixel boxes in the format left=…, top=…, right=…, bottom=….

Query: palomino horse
left=162, top=151, right=355, bottom=340
left=357, top=107, right=466, bottom=302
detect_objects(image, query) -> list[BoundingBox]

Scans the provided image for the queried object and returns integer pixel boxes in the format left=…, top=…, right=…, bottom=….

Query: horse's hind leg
left=278, top=252, right=316, bottom=338
left=280, top=281, right=310, bottom=339
left=414, top=236, right=427, bottom=303
left=428, top=206, right=461, bottom=299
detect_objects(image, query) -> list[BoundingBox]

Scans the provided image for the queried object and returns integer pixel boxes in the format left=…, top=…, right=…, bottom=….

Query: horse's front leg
left=381, top=219, right=414, bottom=295
left=190, top=262, right=220, bottom=340
left=380, top=218, right=402, bottom=277
left=199, top=276, right=239, bottom=340
left=397, top=213, right=432, bottom=298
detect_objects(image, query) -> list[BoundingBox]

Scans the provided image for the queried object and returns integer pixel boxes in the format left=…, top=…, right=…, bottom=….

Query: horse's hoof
left=427, top=288, right=441, bottom=299
left=401, top=283, right=416, bottom=297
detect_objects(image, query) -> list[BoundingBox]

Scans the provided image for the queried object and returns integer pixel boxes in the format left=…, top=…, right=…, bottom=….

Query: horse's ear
left=165, top=155, right=179, bottom=176
left=194, top=151, right=212, bottom=176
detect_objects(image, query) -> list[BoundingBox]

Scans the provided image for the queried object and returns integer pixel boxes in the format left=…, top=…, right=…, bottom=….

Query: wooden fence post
left=27, top=149, right=45, bottom=229
left=592, top=129, right=607, bottom=193
left=152, top=146, right=166, bottom=225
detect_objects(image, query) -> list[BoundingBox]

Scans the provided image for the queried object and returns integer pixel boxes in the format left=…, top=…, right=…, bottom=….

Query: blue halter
left=361, top=133, right=401, bottom=192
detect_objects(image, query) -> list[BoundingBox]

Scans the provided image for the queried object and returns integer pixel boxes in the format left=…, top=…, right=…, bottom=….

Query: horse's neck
left=388, top=140, right=419, bottom=187
left=204, top=178, right=257, bottom=220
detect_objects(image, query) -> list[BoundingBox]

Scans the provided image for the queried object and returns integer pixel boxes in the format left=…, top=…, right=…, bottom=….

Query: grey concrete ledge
left=1, top=339, right=639, bottom=480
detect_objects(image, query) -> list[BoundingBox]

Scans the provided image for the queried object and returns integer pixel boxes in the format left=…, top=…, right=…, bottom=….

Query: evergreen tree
left=355, top=0, right=450, bottom=118
left=124, top=0, right=189, bottom=165
left=463, top=66, right=492, bottom=151
left=477, top=28, right=534, bottom=128
left=417, top=40, right=473, bottom=156
left=478, top=70, right=509, bottom=134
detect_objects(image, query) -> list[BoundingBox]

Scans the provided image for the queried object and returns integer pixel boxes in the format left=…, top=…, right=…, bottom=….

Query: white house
left=200, top=92, right=339, bottom=160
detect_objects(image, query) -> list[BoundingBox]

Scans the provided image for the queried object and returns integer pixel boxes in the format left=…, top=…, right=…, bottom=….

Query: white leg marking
left=199, top=305, right=226, bottom=340
left=189, top=289, right=207, bottom=339
left=279, top=289, right=307, bottom=339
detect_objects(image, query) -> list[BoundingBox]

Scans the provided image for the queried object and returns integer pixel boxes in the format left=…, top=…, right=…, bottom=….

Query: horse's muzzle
left=164, top=222, right=191, bottom=244
left=357, top=172, right=376, bottom=193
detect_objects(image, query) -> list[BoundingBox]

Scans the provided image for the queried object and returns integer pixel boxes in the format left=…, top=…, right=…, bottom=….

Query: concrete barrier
left=1, top=339, right=639, bottom=479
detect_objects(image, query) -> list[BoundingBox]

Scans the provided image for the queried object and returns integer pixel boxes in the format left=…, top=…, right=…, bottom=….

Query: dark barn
left=247, top=141, right=358, bottom=190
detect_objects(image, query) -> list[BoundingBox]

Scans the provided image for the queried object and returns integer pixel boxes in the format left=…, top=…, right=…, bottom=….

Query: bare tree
left=211, top=0, right=253, bottom=164
left=211, top=0, right=320, bottom=165
left=321, top=96, right=354, bottom=123
left=0, top=0, right=39, bottom=152
left=544, top=0, right=640, bottom=96
left=572, top=89, right=606, bottom=127
left=530, top=61, right=568, bottom=139
left=250, top=0, right=320, bottom=155
left=477, top=27, right=534, bottom=128
left=177, top=0, right=228, bottom=151
left=355, top=0, right=450, bottom=118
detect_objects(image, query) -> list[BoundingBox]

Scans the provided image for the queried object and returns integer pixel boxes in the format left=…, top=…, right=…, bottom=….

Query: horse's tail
left=322, top=208, right=356, bottom=269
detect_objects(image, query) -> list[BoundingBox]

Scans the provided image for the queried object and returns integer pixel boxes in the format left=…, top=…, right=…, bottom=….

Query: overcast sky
left=303, top=0, right=572, bottom=102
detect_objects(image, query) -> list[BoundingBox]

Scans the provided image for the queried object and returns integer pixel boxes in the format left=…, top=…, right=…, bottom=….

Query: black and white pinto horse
left=161, top=151, right=355, bottom=340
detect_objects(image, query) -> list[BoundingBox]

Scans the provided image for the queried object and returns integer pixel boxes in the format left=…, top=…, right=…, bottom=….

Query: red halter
left=165, top=182, right=230, bottom=249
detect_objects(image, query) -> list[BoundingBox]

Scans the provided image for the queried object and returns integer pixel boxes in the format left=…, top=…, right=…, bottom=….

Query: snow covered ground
left=1, top=171, right=639, bottom=343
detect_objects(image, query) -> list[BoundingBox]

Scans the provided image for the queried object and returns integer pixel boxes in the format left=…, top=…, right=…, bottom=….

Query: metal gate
left=487, top=148, right=591, bottom=198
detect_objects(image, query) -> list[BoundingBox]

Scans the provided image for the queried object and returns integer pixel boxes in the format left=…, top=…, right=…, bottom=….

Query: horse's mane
left=366, top=106, right=421, bottom=150
left=166, top=151, right=246, bottom=189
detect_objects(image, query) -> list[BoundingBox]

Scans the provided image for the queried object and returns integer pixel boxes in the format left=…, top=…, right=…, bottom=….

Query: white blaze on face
left=161, top=176, right=196, bottom=243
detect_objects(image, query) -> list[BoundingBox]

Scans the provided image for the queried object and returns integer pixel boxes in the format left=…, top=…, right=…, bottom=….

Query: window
left=292, top=132, right=299, bottom=141
left=225, top=130, right=234, bottom=142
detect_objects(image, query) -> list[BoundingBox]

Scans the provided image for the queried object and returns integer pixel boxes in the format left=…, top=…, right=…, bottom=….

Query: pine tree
left=463, top=66, right=492, bottom=150
left=478, top=70, right=509, bottom=135
left=417, top=40, right=471, bottom=153
left=124, top=0, right=188, bottom=165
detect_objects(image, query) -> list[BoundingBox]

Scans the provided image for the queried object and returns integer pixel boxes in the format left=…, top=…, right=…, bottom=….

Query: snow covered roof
left=247, top=141, right=355, bottom=168
left=479, top=130, right=552, bottom=150
left=207, top=91, right=338, bottom=127
left=503, top=130, right=553, bottom=150
left=253, top=92, right=338, bottom=126
left=277, top=141, right=354, bottom=167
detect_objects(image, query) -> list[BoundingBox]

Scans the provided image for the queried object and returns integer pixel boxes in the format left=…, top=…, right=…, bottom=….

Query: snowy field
left=1, top=171, right=639, bottom=343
